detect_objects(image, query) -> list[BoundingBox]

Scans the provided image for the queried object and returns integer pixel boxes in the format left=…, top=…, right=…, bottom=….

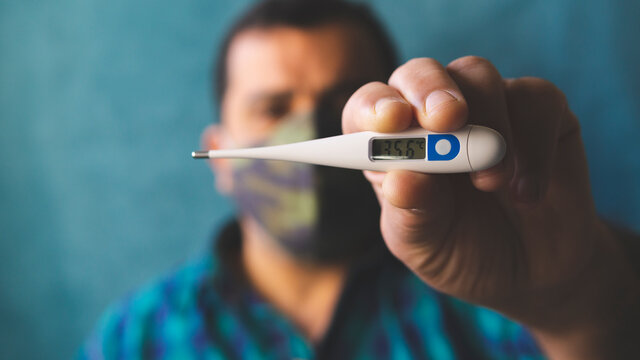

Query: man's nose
left=291, top=93, right=319, bottom=114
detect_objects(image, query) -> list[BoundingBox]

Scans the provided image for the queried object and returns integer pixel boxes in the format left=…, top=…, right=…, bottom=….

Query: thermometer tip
left=192, top=151, right=209, bottom=159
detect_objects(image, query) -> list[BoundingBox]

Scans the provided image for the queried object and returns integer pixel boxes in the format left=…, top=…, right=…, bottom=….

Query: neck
left=240, top=217, right=347, bottom=343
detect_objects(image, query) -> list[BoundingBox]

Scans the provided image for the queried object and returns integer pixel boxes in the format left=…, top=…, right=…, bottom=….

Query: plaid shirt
left=79, top=221, right=544, bottom=359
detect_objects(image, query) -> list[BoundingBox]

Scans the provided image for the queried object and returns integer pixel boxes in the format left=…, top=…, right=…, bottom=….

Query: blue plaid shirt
left=79, top=221, right=544, bottom=359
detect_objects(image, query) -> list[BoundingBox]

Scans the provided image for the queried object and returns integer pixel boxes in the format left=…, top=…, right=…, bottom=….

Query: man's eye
left=263, top=102, right=289, bottom=119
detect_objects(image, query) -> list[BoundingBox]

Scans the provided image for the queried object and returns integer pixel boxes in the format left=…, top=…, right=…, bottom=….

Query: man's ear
left=201, top=124, right=234, bottom=194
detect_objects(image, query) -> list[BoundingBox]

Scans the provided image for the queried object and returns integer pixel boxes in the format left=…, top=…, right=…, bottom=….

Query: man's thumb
left=380, top=170, right=455, bottom=269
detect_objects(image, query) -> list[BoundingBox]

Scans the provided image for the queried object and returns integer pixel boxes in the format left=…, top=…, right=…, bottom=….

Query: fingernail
left=515, top=176, right=540, bottom=203
left=425, top=90, right=458, bottom=117
left=374, top=97, right=408, bottom=114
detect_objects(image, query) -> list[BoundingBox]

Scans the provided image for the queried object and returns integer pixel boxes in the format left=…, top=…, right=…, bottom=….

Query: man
left=80, top=0, right=639, bottom=358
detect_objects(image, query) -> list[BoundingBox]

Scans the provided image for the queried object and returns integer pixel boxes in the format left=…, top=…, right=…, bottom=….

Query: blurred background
left=1, top=0, right=638, bottom=358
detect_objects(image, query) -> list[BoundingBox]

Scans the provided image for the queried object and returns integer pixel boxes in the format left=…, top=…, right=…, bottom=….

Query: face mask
left=229, top=112, right=382, bottom=264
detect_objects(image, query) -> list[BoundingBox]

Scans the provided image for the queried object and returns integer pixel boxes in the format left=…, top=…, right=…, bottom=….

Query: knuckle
left=447, top=56, right=501, bottom=88
left=565, top=109, right=582, bottom=135
left=447, top=55, right=496, bottom=74
left=351, top=81, right=378, bottom=97
left=349, top=81, right=383, bottom=104
left=506, top=77, right=575, bottom=136
left=362, top=81, right=387, bottom=92
left=405, top=57, right=440, bottom=68
left=389, top=57, right=440, bottom=83
left=518, top=77, right=568, bottom=113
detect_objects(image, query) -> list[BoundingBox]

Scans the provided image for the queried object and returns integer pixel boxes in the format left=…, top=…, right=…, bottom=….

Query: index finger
left=388, top=58, right=468, bottom=132
left=342, top=81, right=413, bottom=134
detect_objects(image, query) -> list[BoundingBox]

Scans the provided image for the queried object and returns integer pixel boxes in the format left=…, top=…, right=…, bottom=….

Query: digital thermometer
left=192, top=125, right=506, bottom=173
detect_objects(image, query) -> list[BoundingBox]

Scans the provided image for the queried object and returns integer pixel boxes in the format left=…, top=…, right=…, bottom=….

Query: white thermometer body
left=192, top=125, right=506, bottom=173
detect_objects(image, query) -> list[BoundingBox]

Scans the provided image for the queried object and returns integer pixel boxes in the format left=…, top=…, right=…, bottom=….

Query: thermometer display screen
left=371, top=138, right=426, bottom=160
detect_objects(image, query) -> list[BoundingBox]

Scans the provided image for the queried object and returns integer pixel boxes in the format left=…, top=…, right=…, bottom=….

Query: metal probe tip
left=192, top=151, right=209, bottom=159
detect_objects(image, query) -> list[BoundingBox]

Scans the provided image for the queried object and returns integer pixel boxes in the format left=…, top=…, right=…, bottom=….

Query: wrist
left=529, top=220, right=640, bottom=359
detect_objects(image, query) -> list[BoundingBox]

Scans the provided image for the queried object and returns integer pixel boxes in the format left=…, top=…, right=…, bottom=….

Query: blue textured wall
left=1, top=0, right=638, bottom=358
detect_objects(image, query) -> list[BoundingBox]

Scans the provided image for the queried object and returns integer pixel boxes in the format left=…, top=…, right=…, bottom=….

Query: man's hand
left=343, top=56, right=639, bottom=358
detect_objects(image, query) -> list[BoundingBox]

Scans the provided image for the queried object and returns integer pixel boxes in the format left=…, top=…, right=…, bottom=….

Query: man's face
left=219, top=22, right=384, bottom=146
left=206, top=22, right=386, bottom=262
left=206, top=23, right=385, bottom=193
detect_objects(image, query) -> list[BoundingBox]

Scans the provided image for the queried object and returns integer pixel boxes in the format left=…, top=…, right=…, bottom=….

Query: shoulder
left=77, top=255, right=216, bottom=359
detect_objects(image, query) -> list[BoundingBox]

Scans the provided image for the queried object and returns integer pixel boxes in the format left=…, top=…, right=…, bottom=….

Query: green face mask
left=230, top=113, right=381, bottom=264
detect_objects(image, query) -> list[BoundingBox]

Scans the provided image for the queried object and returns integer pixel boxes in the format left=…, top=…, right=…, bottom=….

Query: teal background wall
left=1, top=0, right=638, bottom=358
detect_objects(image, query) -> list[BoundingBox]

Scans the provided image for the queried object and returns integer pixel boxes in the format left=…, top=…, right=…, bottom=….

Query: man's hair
left=213, top=0, right=398, bottom=104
